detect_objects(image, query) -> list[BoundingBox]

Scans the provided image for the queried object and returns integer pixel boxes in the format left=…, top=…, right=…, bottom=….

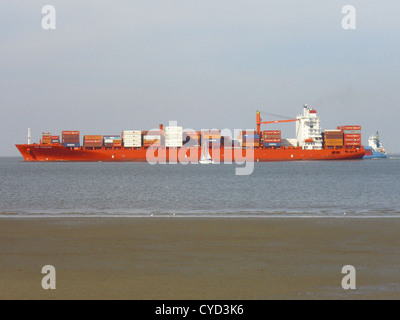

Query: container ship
left=363, top=132, right=387, bottom=159
left=15, top=105, right=365, bottom=162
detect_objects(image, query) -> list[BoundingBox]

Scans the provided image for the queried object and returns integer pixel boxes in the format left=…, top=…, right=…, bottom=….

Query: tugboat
left=364, top=132, right=387, bottom=159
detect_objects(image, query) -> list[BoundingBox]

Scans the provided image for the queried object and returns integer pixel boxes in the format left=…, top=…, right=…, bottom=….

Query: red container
left=264, top=138, right=282, bottom=143
left=62, top=131, right=80, bottom=136
left=344, top=142, right=361, bottom=146
left=344, top=134, right=361, bottom=138
left=340, top=125, right=361, bottom=131
left=63, top=138, right=80, bottom=142
left=84, top=143, right=102, bottom=147
left=344, top=138, right=361, bottom=143
left=84, top=139, right=102, bottom=147
left=263, top=130, right=281, bottom=135
left=264, top=135, right=281, bottom=140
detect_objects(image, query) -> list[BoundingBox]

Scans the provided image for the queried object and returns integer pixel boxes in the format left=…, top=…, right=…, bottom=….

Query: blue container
left=243, top=134, right=260, bottom=139
left=62, top=143, right=80, bottom=148
left=51, top=139, right=60, bottom=143
left=264, top=142, right=281, bottom=147
left=103, top=135, right=120, bottom=139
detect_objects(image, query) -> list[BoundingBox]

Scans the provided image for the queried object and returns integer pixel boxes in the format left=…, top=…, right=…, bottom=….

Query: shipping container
left=344, top=142, right=362, bottom=146
left=62, top=139, right=80, bottom=144
left=84, top=135, right=103, bottom=147
left=144, top=135, right=161, bottom=141
left=62, top=143, right=80, bottom=148
left=84, top=135, right=102, bottom=140
left=62, top=131, right=79, bottom=135
left=263, top=138, right=282, bottom=143
left=324, top=135, right=343, bottom=139
left=343, top=134, right=361, bottom=138
left=263, top=135, right=282, bottom=140
left=122, top=130, right=141, bottom=136
left=263, top=130, right=281, bottom=135
left=243, top=134, right=260, bottom=140
left=264, top=142, right=281, bottom=147
left=339, top=125, right=361, bottom=131
left=324, top=138, right=344, bottom=146
left=343, top=130, right=361, bottom=134
left=344, top=138, right=361, bottom=143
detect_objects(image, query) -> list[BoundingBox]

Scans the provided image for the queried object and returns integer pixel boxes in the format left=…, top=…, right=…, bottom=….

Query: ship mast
left=28, top=128, right=31, bottom=145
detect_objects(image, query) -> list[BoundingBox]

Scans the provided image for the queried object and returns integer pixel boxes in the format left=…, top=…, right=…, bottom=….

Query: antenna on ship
left=28, top=128, right=31, bottom=145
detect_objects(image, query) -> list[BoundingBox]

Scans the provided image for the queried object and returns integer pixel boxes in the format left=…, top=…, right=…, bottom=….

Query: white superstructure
left=165, top=126, right=183, bottom=147
left=296, top=105, right=323, bottom=150
left=368, top=132, right=386, bottom=153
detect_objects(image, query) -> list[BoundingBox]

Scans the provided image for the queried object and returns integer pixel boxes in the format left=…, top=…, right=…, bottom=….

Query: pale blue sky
left=1, top=0, right=399, bottom=156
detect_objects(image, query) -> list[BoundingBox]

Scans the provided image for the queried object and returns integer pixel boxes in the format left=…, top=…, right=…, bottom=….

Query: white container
left=165, top=126, right=183, bottom=131
left=166, top=142, right=183, bottom=147
left=123, top=130, right=141, bottom=134
left=144, top=135, right=161, bottom=140
left=124, top=142, right=141, bottom=147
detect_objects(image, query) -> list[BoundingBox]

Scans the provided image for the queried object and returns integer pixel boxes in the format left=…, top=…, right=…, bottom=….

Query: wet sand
left=1, top=217, right=400, bottom=299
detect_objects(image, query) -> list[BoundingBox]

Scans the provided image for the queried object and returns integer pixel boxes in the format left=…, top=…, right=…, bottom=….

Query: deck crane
left=256, top=110, right=299, bottom=136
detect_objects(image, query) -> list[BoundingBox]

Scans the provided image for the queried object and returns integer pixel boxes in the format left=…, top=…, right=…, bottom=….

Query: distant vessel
left=199, top=139, right=215, bottom=164
left=364, top=132, right=387, bottom=159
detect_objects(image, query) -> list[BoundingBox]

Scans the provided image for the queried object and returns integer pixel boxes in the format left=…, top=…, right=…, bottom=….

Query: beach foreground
left=1, top=217, right=399, bottom=299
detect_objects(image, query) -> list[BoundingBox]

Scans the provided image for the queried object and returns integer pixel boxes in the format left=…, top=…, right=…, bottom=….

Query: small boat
left=364, top=132, right=387, bottom=159
left=199, top=139, right=216, bottom=164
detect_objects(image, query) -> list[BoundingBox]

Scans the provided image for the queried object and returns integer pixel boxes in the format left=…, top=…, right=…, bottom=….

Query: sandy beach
left=1, top=217, right=400, bottom=300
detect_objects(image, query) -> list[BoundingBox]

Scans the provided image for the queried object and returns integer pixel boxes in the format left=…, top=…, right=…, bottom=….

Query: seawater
left=1, top=156, right=400, bottom=218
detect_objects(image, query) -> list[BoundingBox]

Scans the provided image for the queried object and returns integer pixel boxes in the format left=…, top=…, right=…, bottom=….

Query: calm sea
left=1, top=156, right=399, bottom=218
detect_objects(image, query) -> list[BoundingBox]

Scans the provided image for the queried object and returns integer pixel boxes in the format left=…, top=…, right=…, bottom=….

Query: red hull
left=16, top=144, right=365, bottom=162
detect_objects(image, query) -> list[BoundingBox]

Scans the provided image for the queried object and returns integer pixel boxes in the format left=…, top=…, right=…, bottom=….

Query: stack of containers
left=42, top=132, right=52, bottom=144
left=202, top=130, right=221, bottom=147
left=51, top=135, right=60, bottom=143
left=83, top=135, right=103, bottom=147
left=165, top=126, right=183, bottom=147
left=143, top=130, right=162, bottom=147
left=122, top=130, right=142, bottom=147
left=183, top=131, right=201, bottom=147
left=103, top=135, right=121, bottom=148
left=62, top=131, right=80, bottom=147
left=324, top=130, right=344, bottom=147
left=263, top=130, right=281, bottom=147
left=242, top=131, right=260, bottom=148
left=338, top=125, right=362, bottom=147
